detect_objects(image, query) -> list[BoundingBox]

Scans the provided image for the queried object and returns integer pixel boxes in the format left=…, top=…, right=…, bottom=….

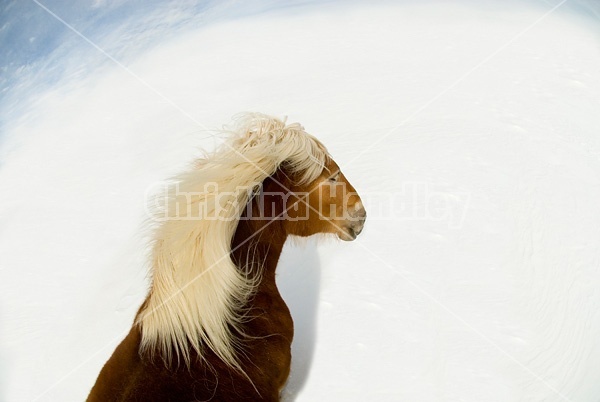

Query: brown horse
left=87, top=114, right=366, bottom=401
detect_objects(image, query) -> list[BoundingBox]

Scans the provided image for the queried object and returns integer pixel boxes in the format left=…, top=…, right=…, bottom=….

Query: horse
left=87, top=113, right=366, bottom=401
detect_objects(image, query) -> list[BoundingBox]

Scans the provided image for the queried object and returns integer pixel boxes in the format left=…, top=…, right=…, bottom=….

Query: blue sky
left=1, top=0, right=598, bottom=134
left=0, top=0, right=337, bottom=128
left=1, top=0, right=208, bottom=102
left=2, top=0, right=599, bottom=93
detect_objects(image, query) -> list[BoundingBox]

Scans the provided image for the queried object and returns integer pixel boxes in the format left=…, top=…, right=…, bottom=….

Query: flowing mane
left=136, top=113, right=330, bottom=369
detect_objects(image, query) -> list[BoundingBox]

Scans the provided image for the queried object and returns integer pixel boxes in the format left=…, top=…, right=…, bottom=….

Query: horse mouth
left=339, top=225, right=363, bottom=241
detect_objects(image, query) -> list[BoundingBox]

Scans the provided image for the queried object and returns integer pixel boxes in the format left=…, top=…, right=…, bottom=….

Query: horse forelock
left=137, top=113, right=329, bottom=371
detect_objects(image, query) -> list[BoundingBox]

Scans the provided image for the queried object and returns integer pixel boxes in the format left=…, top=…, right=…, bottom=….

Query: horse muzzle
left=340, top=203, right=366, bottom=241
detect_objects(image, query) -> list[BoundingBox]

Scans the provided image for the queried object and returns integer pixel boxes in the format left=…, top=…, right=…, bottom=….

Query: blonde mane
left=137, top=113, right=329, bottom=370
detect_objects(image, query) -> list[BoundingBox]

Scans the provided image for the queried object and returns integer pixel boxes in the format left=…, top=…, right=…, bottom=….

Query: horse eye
left=328, top=174, right=339, bottom=182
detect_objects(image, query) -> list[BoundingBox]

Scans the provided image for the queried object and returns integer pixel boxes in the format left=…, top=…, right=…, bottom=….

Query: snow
left=2, top=1, right=600, bottom=401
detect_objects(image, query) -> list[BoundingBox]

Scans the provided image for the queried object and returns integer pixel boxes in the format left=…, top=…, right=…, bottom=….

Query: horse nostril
left=356, top=207, right=366, bottom=220
left=349, top=201, right=365, bottom=217
left=351, top=204, right=366, bottom=221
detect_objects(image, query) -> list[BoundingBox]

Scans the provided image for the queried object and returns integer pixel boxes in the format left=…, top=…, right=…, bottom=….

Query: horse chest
left=249, top=286, right=293, bottom=338
left=244, top=287, right=294, bottom=382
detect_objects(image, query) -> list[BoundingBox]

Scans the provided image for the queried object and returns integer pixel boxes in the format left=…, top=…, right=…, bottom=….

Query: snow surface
left=2, top=1, right=600, bottom=401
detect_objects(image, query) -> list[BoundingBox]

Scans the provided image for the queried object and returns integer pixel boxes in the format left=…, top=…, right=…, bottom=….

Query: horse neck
left=231, top=173, right=293, bottom=285
left=230, top=215, right=287, bottom=287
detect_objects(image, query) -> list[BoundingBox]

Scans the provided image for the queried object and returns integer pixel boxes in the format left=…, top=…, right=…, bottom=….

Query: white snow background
left=1, top=0, right=600, bottom=401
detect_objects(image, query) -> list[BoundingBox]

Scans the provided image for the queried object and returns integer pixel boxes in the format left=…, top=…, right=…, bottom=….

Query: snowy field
left=1, top=0, right=600, bottom=401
